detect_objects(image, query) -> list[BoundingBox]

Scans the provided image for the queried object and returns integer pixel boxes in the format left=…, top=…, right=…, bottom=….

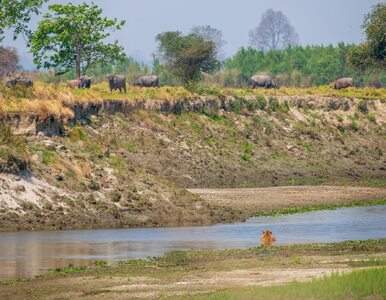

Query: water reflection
left=0, top=205, right=385, bottom=280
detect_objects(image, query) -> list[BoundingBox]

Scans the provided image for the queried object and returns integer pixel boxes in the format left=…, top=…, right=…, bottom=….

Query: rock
left=43, top=140, right=56, bottom=151
left=36, top=132, right=45, bottom=139
left=88, top=180, right=100, bottom=191
left=56, top=145, right=67, bottom=151
left=55, top=174, right=64, bottom=181
left=15, top=185, right=26, bottom=192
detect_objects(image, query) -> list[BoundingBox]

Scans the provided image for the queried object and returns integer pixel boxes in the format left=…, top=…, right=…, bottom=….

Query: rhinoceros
left=250, top=74, right=277, bottom=89
left=334, top=77, right=353, bottom=90
left=134, top=75, right=159, bottom=87
left=6, top=77, right=33, bottom=88
left=106, top=75, right=126, bottom=93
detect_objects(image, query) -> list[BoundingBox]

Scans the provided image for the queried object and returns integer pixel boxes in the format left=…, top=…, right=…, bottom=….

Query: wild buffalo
left=67, top=76, right=92, bottom=89
left=334, top=77, right=353, bottom=90
left=250, top=74, right=278, bottom=89
left=6, top=77, right=33, bottom=88
left=134, top=75, right=159, bottom=87
left=106, top=75, right=126, bottom=93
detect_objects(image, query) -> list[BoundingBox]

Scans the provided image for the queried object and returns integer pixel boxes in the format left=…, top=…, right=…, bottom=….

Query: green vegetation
left=0, top=0, right=47, bottom=42
left=30, top=2, right=126, bottom=77
left=253, top=198, right=386, bottom=217
left=156, top=31, right=220, bottom=84
left=349, top=3, right=386, bottom=71
left=0, top=122, right=29, bottom=173
left=188, top=267, right=386, bottom=300
left=224, top=44, right=385, bottom=87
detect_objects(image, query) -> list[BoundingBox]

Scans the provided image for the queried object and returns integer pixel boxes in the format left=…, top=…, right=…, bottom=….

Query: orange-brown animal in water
left=259, top=230, right=276, bottom=247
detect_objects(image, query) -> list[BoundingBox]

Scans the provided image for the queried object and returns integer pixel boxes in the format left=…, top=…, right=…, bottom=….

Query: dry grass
left=0, top=82, right=385, bottom=118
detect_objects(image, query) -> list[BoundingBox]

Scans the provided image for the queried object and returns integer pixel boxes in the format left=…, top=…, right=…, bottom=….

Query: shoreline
left=1, top=239, right=385, bottom=299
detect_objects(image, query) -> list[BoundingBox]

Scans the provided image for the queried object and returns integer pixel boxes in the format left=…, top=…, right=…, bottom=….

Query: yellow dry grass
left=0, top=81, right=385, bottom=118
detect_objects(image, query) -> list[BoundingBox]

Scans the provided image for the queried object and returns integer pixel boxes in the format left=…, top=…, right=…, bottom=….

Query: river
left=0, top=205, right=385, bottom=280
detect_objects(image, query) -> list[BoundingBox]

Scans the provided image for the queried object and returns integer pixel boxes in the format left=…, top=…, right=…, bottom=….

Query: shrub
left=0, top=122, right=29, bottom=173
left=357, top=100, right=368, bottom=114
left=241, top=153, right=250, bottom=161
left=268, top=97, right=280, bottom=112
left=367, top=113, right=376, bottom=122
left=69, top=126, right=88, bottom=142
left=256, top=96, right=267, bottom=110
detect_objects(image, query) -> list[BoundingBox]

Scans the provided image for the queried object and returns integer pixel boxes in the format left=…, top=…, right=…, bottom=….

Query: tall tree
left=156, top=31, right=220, bottom=84
left=30, top=2, right=126, bottom=78
left=0, top=0, right=48, bottom=42
left=0, top=47, right=19, bottom=79
left=349, top=3, right=386, bottom=70
left=249, top=9, right=299, bottom=51
left=191, top=25, right=226, bottom=60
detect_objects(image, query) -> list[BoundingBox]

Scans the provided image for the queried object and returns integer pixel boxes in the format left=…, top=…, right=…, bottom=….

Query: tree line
left=0, top=1, right=384, bottom=88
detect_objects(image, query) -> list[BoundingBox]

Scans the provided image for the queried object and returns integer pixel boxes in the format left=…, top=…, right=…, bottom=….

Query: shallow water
left=0, top=205, right=385, bottom=280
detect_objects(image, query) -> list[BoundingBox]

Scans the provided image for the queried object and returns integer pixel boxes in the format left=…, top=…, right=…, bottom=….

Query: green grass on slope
left=181, top=267, right=386, bottom=300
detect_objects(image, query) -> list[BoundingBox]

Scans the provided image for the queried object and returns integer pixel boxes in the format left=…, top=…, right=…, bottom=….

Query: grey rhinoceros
left=334, top=77, right=353, bottom=90
left=133, top=75, right=159, bottom=87
left=250, top=74, right=278, bottom=89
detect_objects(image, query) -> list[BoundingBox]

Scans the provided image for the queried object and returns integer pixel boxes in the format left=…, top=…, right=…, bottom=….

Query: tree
left=349, top=3, right=386, bottom=70
left=30, top=2, right=126, bottom=78
left=0, top=0, right=48, bottom=42
left=156, top=31, right=220, bottom=84
left=191, top=25, right=227, bottom=60
left=0, top=47, right=19, bottom=79
left=249, top=9, right=299, bottom=51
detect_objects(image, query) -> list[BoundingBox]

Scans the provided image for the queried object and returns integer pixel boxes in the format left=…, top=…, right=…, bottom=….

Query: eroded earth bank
left=0, top=95, right=385, bottom=230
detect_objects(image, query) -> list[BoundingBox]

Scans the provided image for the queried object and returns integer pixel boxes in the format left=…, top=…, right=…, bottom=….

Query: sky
left=1, top=0, right=383, bottom=69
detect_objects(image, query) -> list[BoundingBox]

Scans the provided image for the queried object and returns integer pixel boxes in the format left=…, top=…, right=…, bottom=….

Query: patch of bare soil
left=188, top=186, right=386, bottom=213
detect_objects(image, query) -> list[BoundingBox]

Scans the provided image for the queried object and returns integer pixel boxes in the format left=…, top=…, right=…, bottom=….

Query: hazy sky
left=2, top=0, right=383, bottom=69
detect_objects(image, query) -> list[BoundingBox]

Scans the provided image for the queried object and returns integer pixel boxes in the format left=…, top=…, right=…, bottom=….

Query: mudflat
left=188, top=186, right=386, bottom=213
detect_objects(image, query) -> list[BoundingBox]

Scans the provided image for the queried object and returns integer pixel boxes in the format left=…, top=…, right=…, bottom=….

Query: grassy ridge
left=183, top=267, right=386, bottom=300
left=253, top=198, right=386, bottom=217
left=0, top=82, right=385, bottom=117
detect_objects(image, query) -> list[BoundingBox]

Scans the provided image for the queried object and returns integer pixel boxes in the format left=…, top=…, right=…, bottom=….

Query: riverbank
left=1, top=89, right=385, bottom=231
left=1, top=239, right=385, bottom=299
left=189, top=186, right=386, bottom=216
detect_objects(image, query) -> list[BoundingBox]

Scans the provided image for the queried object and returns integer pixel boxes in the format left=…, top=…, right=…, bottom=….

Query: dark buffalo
left=250, top=74, right=278, bottom=89
left=80, top=75, right=92, bottom=88
left=134, top=75, right=159, bottom=87
left=334, top=77, right=353, bottom=90
left=107, top=75, right=126, bottom=93
left=6, top=78, right=33, bottom=88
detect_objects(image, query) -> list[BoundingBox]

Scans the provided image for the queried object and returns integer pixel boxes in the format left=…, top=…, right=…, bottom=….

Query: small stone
left=36, top=132, right=45, bottom=139
left=55, top=175, right=64, bottom=182
left=43, top=140, right=56, bottom=151
left=15, top=185, right=26, bottom=192
left=56, top=145, right=67, bottom=151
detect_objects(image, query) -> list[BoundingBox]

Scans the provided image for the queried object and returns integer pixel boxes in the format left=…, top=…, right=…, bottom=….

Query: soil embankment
left=0, top=94, right=385, bottom=230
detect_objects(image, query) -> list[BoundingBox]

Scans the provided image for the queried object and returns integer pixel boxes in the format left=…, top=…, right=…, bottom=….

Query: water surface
left=0, top=205, right=385, bottom=280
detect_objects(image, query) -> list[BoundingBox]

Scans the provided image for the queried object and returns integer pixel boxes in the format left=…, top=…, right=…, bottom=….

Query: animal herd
left=3, top=74, right=354, bottom=91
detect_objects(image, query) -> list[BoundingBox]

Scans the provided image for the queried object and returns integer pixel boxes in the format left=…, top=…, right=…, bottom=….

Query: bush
left=268, top=97, right=280, bottom=112
left=0, top=122, right=29, bottom=173
left=357, top=100, right=368, bottom=114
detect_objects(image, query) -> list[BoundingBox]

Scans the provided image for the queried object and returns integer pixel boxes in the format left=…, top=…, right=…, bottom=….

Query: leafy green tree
left=30, top=2, right=126, bottom=78
left=350, top=3, right=386, bottom=70
left=156, top=31, right=220, bottom=85
left=0, top=0, right=47, bottom=42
